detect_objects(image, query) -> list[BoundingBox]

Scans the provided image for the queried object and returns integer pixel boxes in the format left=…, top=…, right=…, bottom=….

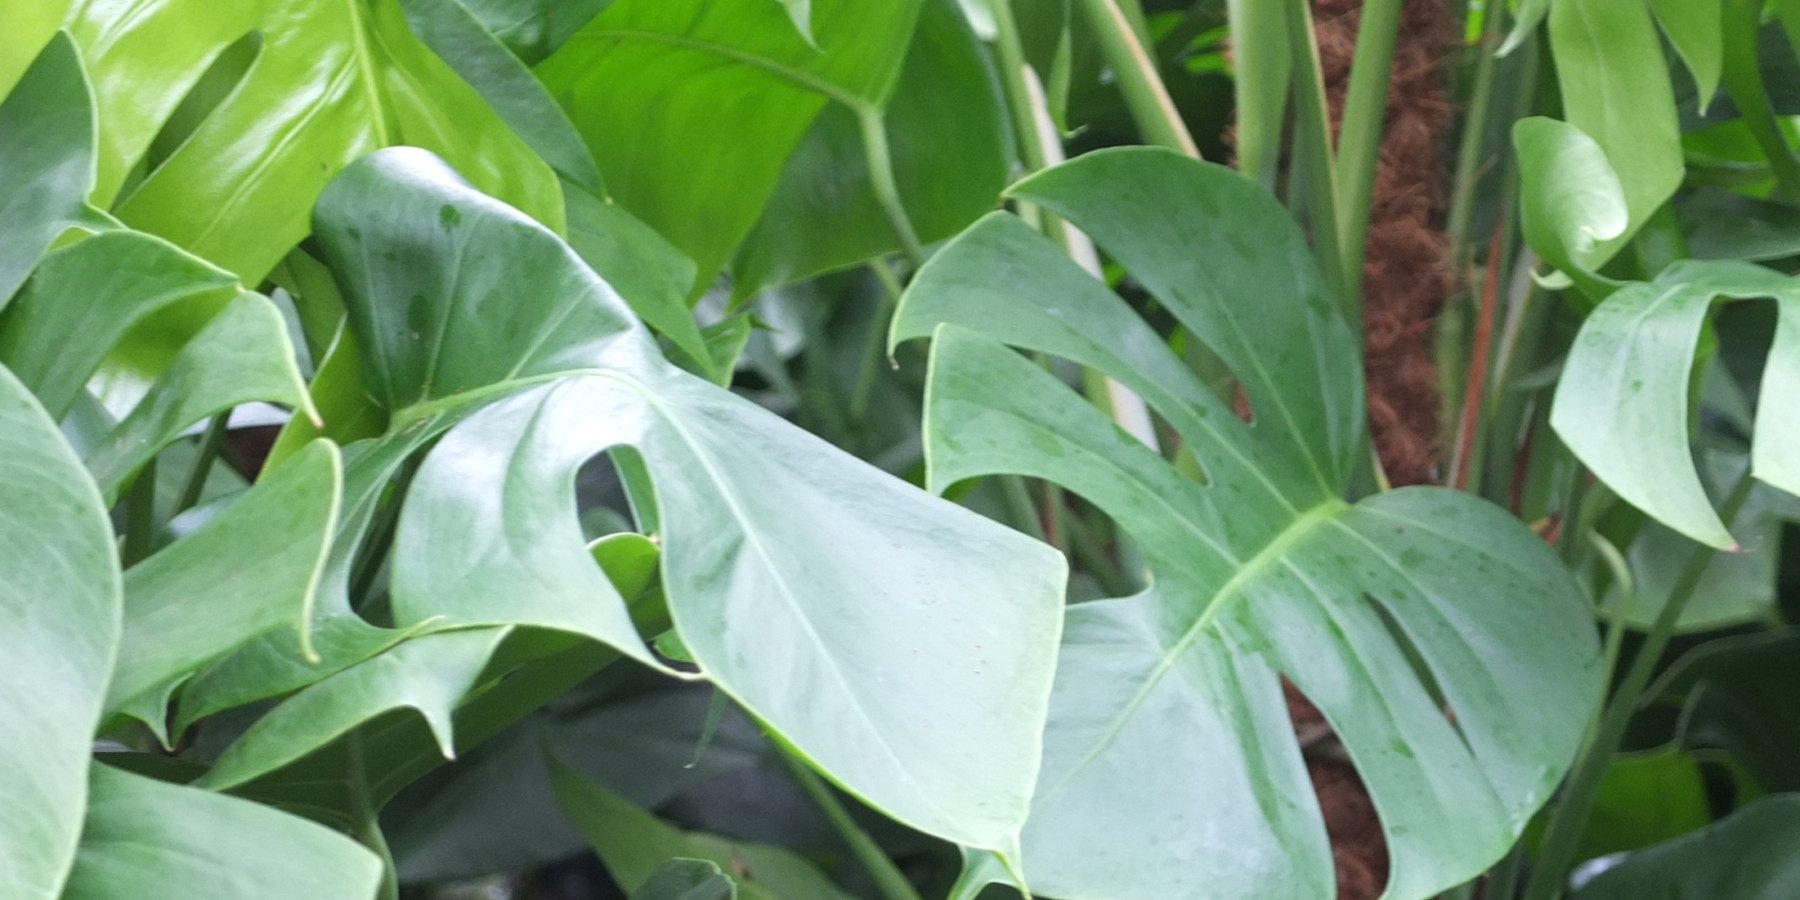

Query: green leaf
left=1648, top=0, right=1723, bottom=110
left=398, top=0, right=603, bottom=193
left=535, top=0, right=924, bottom=284
left=1547, top=0, right=1684, bottom=265
left=454, top=0, right=609, bottom=64
left=105, top=439, right=341, bottom=740
left=730, top=0, right=1010, bottom=296
left=0, top=364, right=120, bottom=900
left=61, top=763, right=382, bottom=900
left=1678, top=188, right=1800, bottom=262
left=893, top=148, right=1601, bottom=900
left=59, top=0, right=561, bottom=282
left=0, top=230, right=239, bottom=420
left=0, top=31, right=107, bottom=307
left=1652, top=631, right=1800, bottom=793
left=312, top=147, right=1065, bottom=856
left=563, top=180, right=715, bottom=379
left=1512, top=116, right=1629, bottom=290
left=550, top=757, right=852, bottom=900
left=631, top=859, right=737, bottom=900
left=1572, top=794, right=1800, bottom=899
left=82, top=291, right=317, bottom=502
left=199, top=626, right=512, bottom=791
left=1533, top=746, right=1716, bottom=866
left=1551, top=259, right=1800, bottom=548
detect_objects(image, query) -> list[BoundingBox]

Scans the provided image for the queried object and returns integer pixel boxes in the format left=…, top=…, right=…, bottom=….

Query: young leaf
left=1513, top=116, right=1628, bottom=295
left=60, top=763, right=382, bottom=900
left=1551, top=260, right=1800, bottom=548
left=894, top=148, right=1601, bottom=900
left=310, top=147, right=1066, bottom=857
left=0, top=365, right=120, bottom=900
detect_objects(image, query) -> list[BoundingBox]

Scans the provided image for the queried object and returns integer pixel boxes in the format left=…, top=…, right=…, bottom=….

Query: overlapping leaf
left=47, top=0, right=561, bottom=282
left=892, top=147, right=1600, bottom=900
left=190, top=147, right=1063, bottom=859
left=1551, top=260, right=1800, bottom=548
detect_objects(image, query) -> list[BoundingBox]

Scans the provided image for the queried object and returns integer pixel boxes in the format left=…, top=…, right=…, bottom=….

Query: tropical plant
left=4, top=0, right=1800, bottom=899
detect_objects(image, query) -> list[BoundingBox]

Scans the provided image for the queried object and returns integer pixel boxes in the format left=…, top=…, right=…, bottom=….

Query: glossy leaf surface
left=0, top=365, right=119, bottom=900
left=1513, top=116, right=1628, bottom=286
left=57, top=0, right=561, bottom=281
left=308, top=147, right=1064, bottom=855
left=536, top=0, right=922, bottom=283
left=894, top=148, right=1600, bottom=900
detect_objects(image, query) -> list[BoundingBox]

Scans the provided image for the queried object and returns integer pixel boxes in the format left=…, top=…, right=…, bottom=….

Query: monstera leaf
left=179, top=147, right=1062, bottom=860
left=891, top=147, right=1600, bottom=900
left=1551, top=259, right=1800, bottom=549
left=38, top=0, right=560, bottom=282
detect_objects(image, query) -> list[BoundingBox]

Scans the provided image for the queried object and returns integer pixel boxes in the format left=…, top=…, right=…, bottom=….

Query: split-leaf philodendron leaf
left=220, top=146, right=1066, bottom=859
left=892, top=147, right=1601, bottom=900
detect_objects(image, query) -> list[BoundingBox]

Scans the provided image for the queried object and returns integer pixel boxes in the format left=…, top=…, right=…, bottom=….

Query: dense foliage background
left=2, top=1, right=1798, bottom=899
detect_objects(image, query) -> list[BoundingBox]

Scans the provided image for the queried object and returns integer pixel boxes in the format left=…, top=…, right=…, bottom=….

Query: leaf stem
left=859, top=105, right=927, bottom=267
left=1721, top=0, right=1800, bottom=203
left=1283, top=0, right=1351, bottom=315
left=122, top=458, right=158, bottom=567
left=1446, top=1, right=1507, bottom=260
left=852, top=258, right=905, bottom=421
left=776, top=744, right=925, bottom=900
left=1075, top=0, right=1200, bottom=157
left=1226, top=0, right=1291, bottom=187
left=1521, top=470, right=1757, bottom=900
left=173, top=412, right=231, bottom=517
left=1333, top=0, right=1402, bottom=312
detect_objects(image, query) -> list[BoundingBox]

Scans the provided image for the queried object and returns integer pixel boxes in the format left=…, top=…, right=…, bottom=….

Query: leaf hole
left=115, top=29, right=264, bottom=207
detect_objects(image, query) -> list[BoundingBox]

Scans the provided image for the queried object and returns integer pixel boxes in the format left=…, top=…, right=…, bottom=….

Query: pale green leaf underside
left=0, top=364, right=120, bottom=900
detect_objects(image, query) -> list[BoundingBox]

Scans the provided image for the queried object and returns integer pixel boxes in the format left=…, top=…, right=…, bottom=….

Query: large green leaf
left=892, top=148, right=1600, bottom=900
left=298, top=147, right=1063, bottom=855
left=1572, top=794, right=1800, bottom=899
left=1548, top=0, right=1683, bottom=265
left=54, top=0, right=561, bottom=282
left=1551, top=259, right=1800, bottom=548
left=61, top=763, right=382, bottom=900
left=535, top=0, right=923, bottom=284
left=0, top=364, right=120, bottom=900
left=551, top=757, right=852, bottom=900
left=0, top=31, right=108, bottom=307
left=729, top=0, right=1010, bottom=297
left=104, top=439, right=341, bottom=740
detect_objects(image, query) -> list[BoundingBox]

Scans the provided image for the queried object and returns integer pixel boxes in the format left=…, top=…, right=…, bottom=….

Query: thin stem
left=777, top=745, right=925, bottom=900
left=859, top=106, right=926, bottom=266
left=348, top=731, right=401, bottom=900
left=122, top=458, right=158, bottom=567
left=999, top=474, right=1049, bottom=543
left=1522, top=471, right=1757, bottom=900
left=1075, top=0, right=1200, bottom=157
left=1333, top=0, right=1403, bottom=312
left=1446, top=0, right=1506, bottom=259
left=851, top=258, right=905, bottom=421
left=1722, top=0, right=1800, bottom=203
left=1283, top=0, right=1350, bottom=313
left=989, top=0, right=1051, bottom=173
left=173, top=412, right=230, bottom=517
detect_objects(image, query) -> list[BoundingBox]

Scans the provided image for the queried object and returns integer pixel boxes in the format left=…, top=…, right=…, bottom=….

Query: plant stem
left=173, top=412, right=230, bottom=516
left=1000, top=473, right=1049, bottom=543
left=852, top=258, right=905, bottom=422
left=1721, top=0, right=1800, bottom=203
left=989, top=0, right=1052, bottom=173
left=1075, top=0, right=1200, bottom=157
left=1226, top=0, right=1291, bottom=187
left=122, top=458, right=158, bottom=567
left=1522, top=471, right=1757, bottom=900
left=1333, top=0, right=1402, bottom=312
left=776, top=745, right=925, bottom=900
left=1446, top=0, right=1506, bottom=260
left=348, top=731, right=401, bottom=900
left=1283, top=0, right=1351, bottom=315
left=859, top=105, right=927, bottom=266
